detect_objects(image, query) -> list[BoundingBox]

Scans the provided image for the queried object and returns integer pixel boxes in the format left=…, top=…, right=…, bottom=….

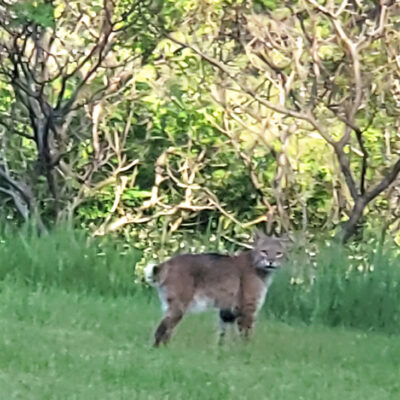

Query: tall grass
left=0, top=225, right=141, bottom=296
left=1, top=225, right=400, bottom=334
left=267, top=241, right=400, bottom=334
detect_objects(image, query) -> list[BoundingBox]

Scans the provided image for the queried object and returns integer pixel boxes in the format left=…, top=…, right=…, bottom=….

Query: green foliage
left=253, top=0, right=278, bottom=11
left=77, top=186, right=115, bottom=222
left=8, top=0, right=55, bottom=28
left=1, top=0, right=400, bottom=247
left=0, top=82, right=13, bottom=112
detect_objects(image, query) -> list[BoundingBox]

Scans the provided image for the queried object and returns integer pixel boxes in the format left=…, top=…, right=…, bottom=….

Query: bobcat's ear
left=280, top=232, right=290, bottom=241
left=253, top=229, right=267, bottom=245
left=279, top=232, right=295, bottom=247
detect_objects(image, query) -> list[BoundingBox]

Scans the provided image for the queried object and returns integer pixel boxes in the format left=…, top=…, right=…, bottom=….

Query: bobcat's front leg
left=237, top=273, right=264, bottom=340
left=237, top=304, right=257, bottom=339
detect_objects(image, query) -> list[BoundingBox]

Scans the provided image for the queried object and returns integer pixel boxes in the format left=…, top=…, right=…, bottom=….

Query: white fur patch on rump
left=157, top=287, right=168, bottom=312
left=144, top=263, right=158, bottom=286
left=188, top=295, right=214, bottom=313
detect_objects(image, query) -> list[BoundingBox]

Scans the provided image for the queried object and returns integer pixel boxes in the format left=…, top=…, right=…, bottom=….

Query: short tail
left=144, top=262, right=160, bottom=286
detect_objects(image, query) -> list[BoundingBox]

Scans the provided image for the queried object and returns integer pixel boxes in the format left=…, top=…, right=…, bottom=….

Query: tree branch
left=364, top=156, right=400, bottom=204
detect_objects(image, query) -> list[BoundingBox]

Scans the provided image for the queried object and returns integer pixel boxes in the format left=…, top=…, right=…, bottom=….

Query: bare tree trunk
left=337, top=156, right=400, bottom=242
left=336, top=197, right=366, bottom=243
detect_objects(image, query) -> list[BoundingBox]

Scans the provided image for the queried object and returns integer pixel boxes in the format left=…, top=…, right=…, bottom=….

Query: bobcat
left=144, top=232, right=289, bottom=347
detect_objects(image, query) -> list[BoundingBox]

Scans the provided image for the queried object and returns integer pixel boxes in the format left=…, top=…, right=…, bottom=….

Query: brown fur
left=146, top=233, right=288, bottom=347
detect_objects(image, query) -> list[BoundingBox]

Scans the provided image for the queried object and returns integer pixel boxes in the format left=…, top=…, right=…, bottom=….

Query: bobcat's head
left=251, top=231, right=289, bottom=272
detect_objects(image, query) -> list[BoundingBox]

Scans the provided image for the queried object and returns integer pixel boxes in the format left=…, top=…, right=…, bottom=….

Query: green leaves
left=121, top=188, right=152, bottom=207
left=253, top=0, right=278, bottom=11
left=9, top=1, right=55, bottom=28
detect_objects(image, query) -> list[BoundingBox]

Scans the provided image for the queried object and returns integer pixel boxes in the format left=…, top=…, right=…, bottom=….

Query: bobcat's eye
left=276, top=252, right=283, bottom=259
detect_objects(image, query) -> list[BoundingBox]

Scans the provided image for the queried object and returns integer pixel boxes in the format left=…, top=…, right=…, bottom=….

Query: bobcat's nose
left=266, top=262, right=278, bottom=270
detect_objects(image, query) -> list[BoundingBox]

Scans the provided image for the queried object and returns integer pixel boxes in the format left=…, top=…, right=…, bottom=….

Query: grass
left=0, top=226, right=141, bottom=296
left=267, top=241, right=400, bottom=334
left=1, top=227, right=400, bottom=398
left=1, top=281, right=400, bottom=400
left=2, top=227, right=400, bottom=333
left=2, top=226, right=400, bottom=333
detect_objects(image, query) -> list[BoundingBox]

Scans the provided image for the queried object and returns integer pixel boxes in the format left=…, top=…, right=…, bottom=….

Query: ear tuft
left=279, top=232, right=295, bottom=247
left=253, top=229, right=267, bottom=245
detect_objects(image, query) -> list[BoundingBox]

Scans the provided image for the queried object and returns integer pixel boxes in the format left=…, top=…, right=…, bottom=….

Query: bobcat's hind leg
left=154, top=297, right=187, bottom=347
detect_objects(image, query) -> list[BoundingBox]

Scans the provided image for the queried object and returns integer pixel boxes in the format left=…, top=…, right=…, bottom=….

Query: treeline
left=1, top=0, right=400, bottom=246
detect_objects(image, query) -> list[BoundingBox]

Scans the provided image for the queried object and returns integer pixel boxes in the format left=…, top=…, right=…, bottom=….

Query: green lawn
left=1, top=282, right=400, bottom=400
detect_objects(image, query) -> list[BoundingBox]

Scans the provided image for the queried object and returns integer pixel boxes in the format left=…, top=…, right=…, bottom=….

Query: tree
left=164, top=0, right=400, bottom=241
left=0, top=0, right=162, bottom=229
left=2, top=0, right=400, bottom=244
